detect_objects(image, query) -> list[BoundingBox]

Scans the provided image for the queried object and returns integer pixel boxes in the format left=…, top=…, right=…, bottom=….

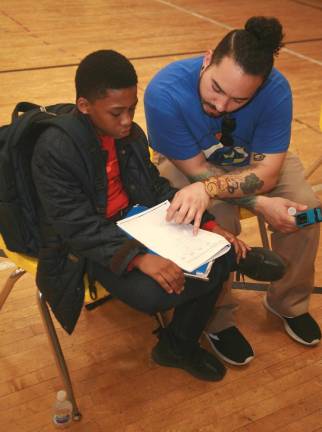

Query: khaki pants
left=158, top=152, right=321, bottom=333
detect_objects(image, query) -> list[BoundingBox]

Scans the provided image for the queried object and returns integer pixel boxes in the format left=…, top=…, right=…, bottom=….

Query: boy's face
left=77, top=86, right=138, bottom=138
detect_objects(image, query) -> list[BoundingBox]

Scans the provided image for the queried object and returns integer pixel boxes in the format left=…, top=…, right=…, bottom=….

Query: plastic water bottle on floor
left=52, top=390, right=73, bottom=428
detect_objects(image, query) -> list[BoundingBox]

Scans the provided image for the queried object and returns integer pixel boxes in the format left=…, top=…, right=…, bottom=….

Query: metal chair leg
left=0, top=268, right=26, bottom=311
left=36, top=290, right=82, bottom=421
left=257, top=215, right=270, bottom=249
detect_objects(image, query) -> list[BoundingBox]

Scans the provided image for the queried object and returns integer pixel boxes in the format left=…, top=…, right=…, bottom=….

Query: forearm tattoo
left=240, top=173, right=264, bottom=194
left=202, top=171, right=264, bottom=199
left=253, top=153, right=266, bottom=162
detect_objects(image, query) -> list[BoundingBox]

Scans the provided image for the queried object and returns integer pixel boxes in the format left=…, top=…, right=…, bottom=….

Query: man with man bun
left=144, top=16, right=321, bottom=366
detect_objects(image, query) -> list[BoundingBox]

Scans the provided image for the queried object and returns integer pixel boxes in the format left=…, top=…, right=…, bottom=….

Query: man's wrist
left=253, top=195, right=268, bottom=213
left=201, top=177, right=219, bottom=198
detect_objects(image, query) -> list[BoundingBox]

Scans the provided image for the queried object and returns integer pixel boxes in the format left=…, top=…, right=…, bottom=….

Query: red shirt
left=100, top=136, right=129, bottom=218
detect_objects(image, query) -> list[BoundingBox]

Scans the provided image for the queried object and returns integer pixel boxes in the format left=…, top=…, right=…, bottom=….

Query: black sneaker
left=205, top=326, right=254, bottom=366
left=263, top=295, right=321, bottom=346
left=237, top=247, right=287, bottom=282
left=151, top=329, right=226, bottom=381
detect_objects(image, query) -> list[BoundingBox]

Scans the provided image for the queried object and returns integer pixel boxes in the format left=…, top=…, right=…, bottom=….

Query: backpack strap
left=41, top=114, right=106, bottom=212
left=11, top=102, right=42, bottom=121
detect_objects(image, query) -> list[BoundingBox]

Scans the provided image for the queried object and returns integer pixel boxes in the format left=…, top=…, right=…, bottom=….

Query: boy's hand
left=132, top=254, right=185, bottom=294
left=212, top=225, right=251, bottom=263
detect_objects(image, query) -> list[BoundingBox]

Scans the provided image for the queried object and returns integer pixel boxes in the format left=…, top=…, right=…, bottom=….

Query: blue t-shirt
left=144, top=56, right=292, bottom=167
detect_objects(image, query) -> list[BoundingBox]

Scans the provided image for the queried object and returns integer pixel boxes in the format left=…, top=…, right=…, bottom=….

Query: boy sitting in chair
left=32, top=50, right=282, bottom=381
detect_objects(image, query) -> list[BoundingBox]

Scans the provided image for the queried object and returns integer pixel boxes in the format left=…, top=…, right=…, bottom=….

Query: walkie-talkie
left=295, top=207, right=322, bottom=228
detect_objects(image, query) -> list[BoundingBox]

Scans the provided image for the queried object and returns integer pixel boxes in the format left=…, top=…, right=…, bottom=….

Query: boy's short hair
left=75, top=50, right=138, bottom=100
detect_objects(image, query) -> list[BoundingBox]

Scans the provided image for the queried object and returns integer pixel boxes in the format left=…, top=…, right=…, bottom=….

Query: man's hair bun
left=245, top=16, right=284, bottom=56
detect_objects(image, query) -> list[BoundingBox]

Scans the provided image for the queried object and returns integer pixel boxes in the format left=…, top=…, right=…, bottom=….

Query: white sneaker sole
left=204, top=332, right=254, bottom=366
left=263, top=295, right=320, bottom=346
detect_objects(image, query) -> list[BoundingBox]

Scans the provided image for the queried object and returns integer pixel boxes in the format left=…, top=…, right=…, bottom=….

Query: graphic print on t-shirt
left=207, top=125, right=250, bottom=167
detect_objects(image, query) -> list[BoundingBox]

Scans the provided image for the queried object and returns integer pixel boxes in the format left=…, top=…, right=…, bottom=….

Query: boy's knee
left=134, top=290, right=167, bottom=315
left=210, top=250, right=235, bottom=285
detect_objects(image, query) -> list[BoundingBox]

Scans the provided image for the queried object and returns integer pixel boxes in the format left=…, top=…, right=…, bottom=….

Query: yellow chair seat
left=239, top=207, right=256, bottom=220
left=83, top=274, right=109, bottom=304
left=0, top=234, right=109, bottom=304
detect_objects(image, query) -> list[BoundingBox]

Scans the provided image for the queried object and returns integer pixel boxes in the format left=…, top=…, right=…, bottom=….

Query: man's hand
left=131, top=254, right=185, bottom=294
left=255, top=196, right=308, bottom=233
left=166, top=182, right=210, bottom=234
left=212, top=225, right=251, bottom=262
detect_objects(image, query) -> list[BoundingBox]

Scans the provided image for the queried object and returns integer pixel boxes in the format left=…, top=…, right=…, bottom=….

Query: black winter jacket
left=32, top=112, right=215, bottom=333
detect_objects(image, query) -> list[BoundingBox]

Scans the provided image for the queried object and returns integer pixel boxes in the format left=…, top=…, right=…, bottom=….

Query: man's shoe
left=237, top=247, right=287, bottom=282
left=263, top=295, right=321, bottom=346
left=205, top=326, right=254, bottom=366
left=152, top=329, right=226, bottom=381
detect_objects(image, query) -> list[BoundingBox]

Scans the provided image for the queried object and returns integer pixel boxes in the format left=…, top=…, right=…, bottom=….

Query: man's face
left=199, top=54, right=263, bottom=117
left=78, top=86, right=138, bottom=138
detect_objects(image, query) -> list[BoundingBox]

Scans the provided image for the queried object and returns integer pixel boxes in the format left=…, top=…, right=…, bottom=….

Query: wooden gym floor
left=0, top=0, right=322, bottom=430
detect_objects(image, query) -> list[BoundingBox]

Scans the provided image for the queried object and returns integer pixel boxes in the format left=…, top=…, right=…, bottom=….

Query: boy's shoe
left=263, top=295, right=321, bottom=346
left=205, top=326, right=254, bottom=366
left=152, top=329, right=226, bottom=381
left=237, top=247, right=287, bottom=282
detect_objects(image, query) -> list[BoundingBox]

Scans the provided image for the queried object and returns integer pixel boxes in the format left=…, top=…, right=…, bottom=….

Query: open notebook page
left=117, top=201, right=231, bottom=273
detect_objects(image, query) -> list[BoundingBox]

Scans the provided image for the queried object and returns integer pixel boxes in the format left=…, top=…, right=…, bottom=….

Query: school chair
left=0, top=234, right=166, bottom=421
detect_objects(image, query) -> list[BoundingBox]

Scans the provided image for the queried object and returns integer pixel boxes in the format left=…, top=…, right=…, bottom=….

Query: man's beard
left=200, top=98, right=225, bottom=118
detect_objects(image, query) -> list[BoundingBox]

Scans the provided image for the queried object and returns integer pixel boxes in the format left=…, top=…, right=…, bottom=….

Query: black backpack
left=0, top=102, right=75, bottom=256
